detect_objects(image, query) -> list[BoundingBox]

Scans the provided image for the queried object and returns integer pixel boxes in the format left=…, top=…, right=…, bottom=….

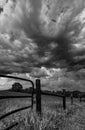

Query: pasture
left=0, top=91, right=85, bottom=130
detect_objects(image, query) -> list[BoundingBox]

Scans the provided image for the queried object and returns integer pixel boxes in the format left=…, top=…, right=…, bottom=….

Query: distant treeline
left=40, top=90, right=85, bottom=98
left=9, top=87, right=85, bottom=99
left=8, top=81, right=85, bottom=99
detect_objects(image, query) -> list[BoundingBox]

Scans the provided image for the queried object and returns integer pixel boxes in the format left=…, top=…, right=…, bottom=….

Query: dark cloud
left=0, top=0, right=85, bottom=74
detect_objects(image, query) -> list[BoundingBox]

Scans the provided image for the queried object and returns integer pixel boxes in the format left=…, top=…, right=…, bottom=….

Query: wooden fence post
left=63, top=89, right=66, bottom=110
left=36, top=79, right=41, bottom=115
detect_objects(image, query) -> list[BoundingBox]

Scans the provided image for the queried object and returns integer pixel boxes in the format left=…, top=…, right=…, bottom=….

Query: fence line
left=0, top=74, right=34, bottom=130
left=0, top=74, right=34, bottom=109
left=35, top=79, right=85, bottom=114
left=0, top=95, right=32, bottom=99
left=36, top=79, right=67, bottom=115
left=0, top=77, right=84, bottom=129
left=41, top=91, right=63, bottom=97
left=0, top=105, right=31, bottom=120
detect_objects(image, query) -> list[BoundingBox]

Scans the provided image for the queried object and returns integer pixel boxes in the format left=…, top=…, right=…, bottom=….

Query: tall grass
left=0, top=98, right=85, bottom=130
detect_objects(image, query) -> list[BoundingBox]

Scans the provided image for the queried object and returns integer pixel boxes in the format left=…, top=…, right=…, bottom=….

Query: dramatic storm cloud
left=0, top=0, right=85, bottom=74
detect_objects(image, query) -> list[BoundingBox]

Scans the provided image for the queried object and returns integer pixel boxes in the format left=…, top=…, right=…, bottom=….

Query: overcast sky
left=0, top=0, right=85, bottom=89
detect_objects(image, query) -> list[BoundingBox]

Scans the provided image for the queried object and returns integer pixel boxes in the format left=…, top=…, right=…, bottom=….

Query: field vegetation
left=0, top=93, right=85, bottom=130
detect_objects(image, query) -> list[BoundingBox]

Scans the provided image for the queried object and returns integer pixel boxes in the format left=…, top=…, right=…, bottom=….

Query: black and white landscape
left=0, top=0, right=85, bottom=130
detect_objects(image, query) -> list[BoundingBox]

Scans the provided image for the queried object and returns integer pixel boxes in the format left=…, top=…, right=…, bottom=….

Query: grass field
left=0, top=91, right=85, bottom=130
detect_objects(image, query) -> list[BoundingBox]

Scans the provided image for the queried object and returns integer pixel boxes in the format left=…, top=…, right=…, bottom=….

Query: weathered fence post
left=36, top=79, right=41, bottom=115
left=63, top=89, right=66, bottom=110
left=71, top=93, right=73, bottom=105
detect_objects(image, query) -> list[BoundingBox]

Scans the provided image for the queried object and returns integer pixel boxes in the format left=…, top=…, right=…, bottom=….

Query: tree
left=12, top=82, right=23, bottom=92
